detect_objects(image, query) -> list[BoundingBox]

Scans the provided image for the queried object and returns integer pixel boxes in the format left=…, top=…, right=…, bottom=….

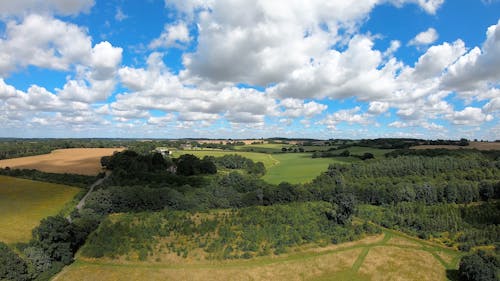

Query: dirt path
left=76, top=171, right=111, bottom=211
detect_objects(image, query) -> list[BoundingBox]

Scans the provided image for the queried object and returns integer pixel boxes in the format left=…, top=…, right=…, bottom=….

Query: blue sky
left=0, top=0, right=499, bottom=140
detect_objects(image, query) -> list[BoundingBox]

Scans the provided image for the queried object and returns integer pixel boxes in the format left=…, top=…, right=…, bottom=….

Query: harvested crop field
left=0, top=148, right=124, bottom=175
left=411, top=141, right=500, bottom=150
left=0, top=175, right=81, bottom=243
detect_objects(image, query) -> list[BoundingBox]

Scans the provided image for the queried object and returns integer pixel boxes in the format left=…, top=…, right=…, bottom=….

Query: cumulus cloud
left=0, top=14, right=92, bottom=75
left=446, top=107, right=494, bottom=126
left=368, top=101, right=389, bottom=114
left=56, top=41, right=122, bottom=103
left=0, top=0, right=94, bottom=17
left=389, top=0, right=444, bottom=14
left=412, top=40, right=466, bottom=80
left=0, top=79, right=108, bottom=132
left=114, top=53, right=279, bottom=125
left=408, top=27, right=439, bottom=46
left=441, top=19, right=500, bottom=92
left=319, top=107, right=371, bottom=129
left=149, top=22, right=191, bottom=49
left=280, top=99, right=327, bottom=118
left=267, top=35, right=400, bottom=101
left=389, top=120, right=444, bottom=130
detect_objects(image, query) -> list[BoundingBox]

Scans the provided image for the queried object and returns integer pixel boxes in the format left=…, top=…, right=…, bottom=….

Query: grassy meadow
left=54, top=229, right=460, bottom=281
left=261, top=153, right=350, bottom=184
left=0, top=175, right=81, bottom=244
left=172, top=150, right=279, bottom=168
left=173, top=149, right=357, bottom=184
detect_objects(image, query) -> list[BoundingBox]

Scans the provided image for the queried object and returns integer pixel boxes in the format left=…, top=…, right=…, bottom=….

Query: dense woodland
left=1, top=138, right=499, bottom=281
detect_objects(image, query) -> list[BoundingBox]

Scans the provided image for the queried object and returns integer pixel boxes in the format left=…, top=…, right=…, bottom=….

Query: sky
left=0, top=0, right=499, bottom=140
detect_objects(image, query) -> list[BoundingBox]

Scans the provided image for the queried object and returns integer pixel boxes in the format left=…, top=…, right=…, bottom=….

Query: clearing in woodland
left=0, top=175, right=81, bottom=244
left=173, top=149, right=355, bottom=184
left=54, top=228, right=460, bottom=281
left=0, top=148, right=124, bottom=175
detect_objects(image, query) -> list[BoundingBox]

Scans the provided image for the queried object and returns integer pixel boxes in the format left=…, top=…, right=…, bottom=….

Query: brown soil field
left=0, top=148, right=124, bottom=175
left=411, top=141, right=500, bottom=150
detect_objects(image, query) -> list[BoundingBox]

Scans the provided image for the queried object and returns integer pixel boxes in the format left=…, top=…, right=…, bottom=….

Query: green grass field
left=172, top=150, right=279, bottom=168
left=173, top=150, right=353, bottom=184
left=262, top=153, right=350, bottom=184
left=173, top=147, right=393, bottom=184
left=0, top=175, right=82, bottom=244
left=54, top=228, right=460, bottom=281
left=234, top=143, right=285, bottom=153
left=341, top=146, right=393, bottom=158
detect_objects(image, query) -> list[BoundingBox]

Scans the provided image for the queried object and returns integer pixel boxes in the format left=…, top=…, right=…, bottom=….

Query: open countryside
left=0, top=138, right=498, bottom=281
left=1, top=0, right=499, bottom=280
left=54, top=229, right=460, bottom=281
left=0, top=148, right=124, bottom=176
left=0, top=175, right=81, bottom=243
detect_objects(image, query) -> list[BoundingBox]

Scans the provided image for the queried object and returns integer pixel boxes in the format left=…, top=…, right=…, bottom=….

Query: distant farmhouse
left=154, top=147, right=173, bottom=156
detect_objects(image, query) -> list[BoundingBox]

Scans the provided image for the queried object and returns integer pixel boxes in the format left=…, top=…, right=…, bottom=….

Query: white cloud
left=179, top=1, right=382, bottom=85
left=412, top=40, right=466, bottom=80
left=115, top=7, right=128, bottom=22
left=446, top=107, right=494, bottom=126
left=0, top=0, right=94, bottom=17
left=384, top=40, right=401, bottom=57
left=267, top=35, right=400, bottom=101
left=389, top=0, right=444, bottom=14
left=0, top=78, right=110, bottom=132
left=368, top=101, right=390, bottom=114
left=149, top=22, right=191, bottom=49
left=319, top=106, right=371, bottom=129
left=57, top=41, right=122, bottom=103
left=147, top=114, right=176, bottom=125
left=483, top=97, right=500, bottom=113
left=114, top=53, right=279, bottom=125
left=408, top=27, right=439, bottom=46
left=389, top=120, right=444, bottom=130
left=280, top=99, right=327, bottom=118
left=0, top=14, right=92, bottom=75
left=90, top=41, right=123, bottom=81
left=441, top=19, right=500, bottom=92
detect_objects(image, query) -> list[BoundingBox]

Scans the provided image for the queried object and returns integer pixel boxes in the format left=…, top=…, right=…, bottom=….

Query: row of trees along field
left=2, top=146, right=499, bottom=281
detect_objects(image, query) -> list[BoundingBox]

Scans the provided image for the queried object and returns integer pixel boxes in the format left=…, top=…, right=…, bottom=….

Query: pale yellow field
left=0, top=175, right=81, bottom=243
left=0, top=148, right=124, bottom=175
left=54, top=230, right=460, bottom=281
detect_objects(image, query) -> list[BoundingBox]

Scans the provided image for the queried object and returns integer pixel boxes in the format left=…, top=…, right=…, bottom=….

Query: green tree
left=459, top=251, right=499, bottom=281
left=31, top=216, right=76, bottom=264
left=23, top=246, right=52, bottom=274
left=0, top=242, right=28, bottom=281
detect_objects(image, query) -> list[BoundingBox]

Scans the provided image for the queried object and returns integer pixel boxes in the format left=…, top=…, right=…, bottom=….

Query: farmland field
left=0, top=175, right=81, bottom=244
left=234, top=143, right=285, bottom=153
left=54, top=229, right=460, bottom=281
left=173, top=150, right=353, bottom=184
left=172, top=149, right=279, bottom=168
left=0, top=148, right=124, bottom=175
left=262, top=153, right=350, bottom=184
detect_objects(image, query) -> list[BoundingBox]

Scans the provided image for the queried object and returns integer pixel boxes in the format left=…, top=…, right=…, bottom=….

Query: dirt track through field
left=0, top=148, right=124, bottom=175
